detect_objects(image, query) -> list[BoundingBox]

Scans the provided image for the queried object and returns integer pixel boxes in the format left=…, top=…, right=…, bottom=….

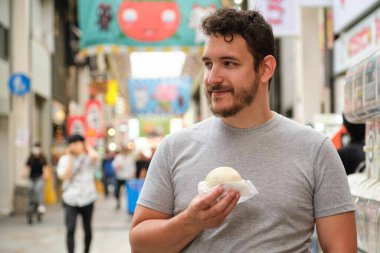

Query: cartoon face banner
left=78, top=0, right=221, bottom=48
left=128, top=76, right=192, bottom=115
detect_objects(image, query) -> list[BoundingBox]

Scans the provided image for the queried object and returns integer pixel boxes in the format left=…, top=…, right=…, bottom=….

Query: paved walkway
left=0, top=195, right=133, bottom=253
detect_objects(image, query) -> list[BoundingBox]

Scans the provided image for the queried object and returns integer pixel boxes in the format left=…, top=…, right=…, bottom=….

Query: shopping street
left=0, top=196, right=132, bottom=253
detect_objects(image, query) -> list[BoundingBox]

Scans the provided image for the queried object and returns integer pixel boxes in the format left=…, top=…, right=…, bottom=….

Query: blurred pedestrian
left=102, top=150, right=116, bottom=196
left=57, top=134, right=99, bottom=253
left=112, top=145, right=136, bottom=210
left=23, top=142, right=48, bottom=215
left=130, top=8, right=356, bottom=253
left=338, top=114, right=365, bottom=175
left=135, top=151, right=149, bottom=179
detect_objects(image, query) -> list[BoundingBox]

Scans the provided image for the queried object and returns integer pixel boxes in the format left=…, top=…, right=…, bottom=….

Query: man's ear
left=260, top=55, right=276, bottom=83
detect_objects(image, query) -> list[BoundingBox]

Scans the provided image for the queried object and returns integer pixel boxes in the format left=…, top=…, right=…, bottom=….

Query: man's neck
left=221, top=107, right=273, bottom=129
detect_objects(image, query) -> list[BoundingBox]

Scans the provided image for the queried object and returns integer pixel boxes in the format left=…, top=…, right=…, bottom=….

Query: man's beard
left=205, top=77, right=260, bottom=118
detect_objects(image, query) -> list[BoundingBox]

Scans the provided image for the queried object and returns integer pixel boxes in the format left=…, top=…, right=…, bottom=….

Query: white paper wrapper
left=198, top=180, right=259, bottom=204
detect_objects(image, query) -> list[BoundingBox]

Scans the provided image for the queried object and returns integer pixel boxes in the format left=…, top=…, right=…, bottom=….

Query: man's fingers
left=194, top=187, right=224, bottom=210
left=221, top=192, right=240, bottom=217
left=209, top=190, right=239, bottom=217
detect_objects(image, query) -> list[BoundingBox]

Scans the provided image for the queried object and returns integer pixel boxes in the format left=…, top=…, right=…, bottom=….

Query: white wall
left=0, top=0, right=10, bottom=26
left=0, top=60, right=10, bottom=114
left=12, top=0, right=31, bottom=187
left=31, top=39, right=52, bottom=98
left=291, top=7, right=327, bottom=124
left=280, top=37, right=298, bottom=117
left=0, top=116, right=11, bottom=216
left=31, top=0, right=54, bottom=98
left=0, top=0, right=10, bottom=113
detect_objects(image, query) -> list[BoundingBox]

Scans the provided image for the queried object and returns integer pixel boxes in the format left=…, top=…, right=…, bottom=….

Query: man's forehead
left=202, top=37, right=251, bottom=60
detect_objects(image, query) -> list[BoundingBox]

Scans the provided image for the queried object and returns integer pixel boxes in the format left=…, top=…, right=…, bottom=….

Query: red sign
left=67, top=115, right=86, bottom=136
left=85, top=99, right=104, bottom=138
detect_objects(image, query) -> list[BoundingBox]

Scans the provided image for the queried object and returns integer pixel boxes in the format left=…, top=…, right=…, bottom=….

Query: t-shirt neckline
left=213, top=111, right=282, bottom=135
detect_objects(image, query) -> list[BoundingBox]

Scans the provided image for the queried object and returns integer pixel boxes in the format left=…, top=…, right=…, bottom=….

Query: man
left=57, top=134, right=98, bottom=253
left=130, top=8, right=356, bottom=253
left=112, top=145, right=136, bottom=210
left=338, top=114, right=365, bottom=175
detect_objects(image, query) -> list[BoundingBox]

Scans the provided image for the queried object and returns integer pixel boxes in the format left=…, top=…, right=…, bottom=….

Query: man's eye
left=203, top=62, right=212, bottom=69
left=224, top=61, right=236, bottom=67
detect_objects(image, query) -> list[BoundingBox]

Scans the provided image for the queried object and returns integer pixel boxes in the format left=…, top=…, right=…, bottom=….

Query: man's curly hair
left=201, top=8, right=275, bottom=73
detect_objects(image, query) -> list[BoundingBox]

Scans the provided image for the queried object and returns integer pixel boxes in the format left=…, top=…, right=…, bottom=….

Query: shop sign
left=138, top=116, right=171, bottom=137
left=299, top=0, right=332, bottom=7
left=248, top=0, right=299, bottom=37
left=333, top=0, right=378, bottom=33
left=89, top=80, right=108, bottom=95
left=8, top=73, right=31, bottom=96
left=67, top=115, right=86, bottom=136
left=85, top=99, right=104, bottom=138
left=128, top=76, right=192, bottom=115
left=78, top=0, right=221, bottom=50
left=333, top=8, right=380, bottom=75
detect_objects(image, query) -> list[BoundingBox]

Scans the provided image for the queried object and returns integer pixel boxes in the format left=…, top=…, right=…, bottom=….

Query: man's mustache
left=206, top=84, right=234, bottom=93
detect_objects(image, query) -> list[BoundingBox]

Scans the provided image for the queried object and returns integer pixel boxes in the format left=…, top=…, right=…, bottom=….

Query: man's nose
left=205, top=66, right=223, bottom=85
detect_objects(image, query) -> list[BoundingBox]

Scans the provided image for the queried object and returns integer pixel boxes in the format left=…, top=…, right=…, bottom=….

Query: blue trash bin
left=126, top=179, right=144, bottom=214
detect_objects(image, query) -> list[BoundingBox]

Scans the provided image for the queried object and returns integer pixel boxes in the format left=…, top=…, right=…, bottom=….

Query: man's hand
left=85, top=141, right=98, bottom=162
left=130, top=187, right=240, bottom=253
left=183, top=187, right=240, bottom=231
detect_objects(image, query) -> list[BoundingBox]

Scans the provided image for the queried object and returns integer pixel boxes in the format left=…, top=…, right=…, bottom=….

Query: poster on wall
left=128, top=76, right=192, bottom=115
left=78, top=0, right=221, bottom=49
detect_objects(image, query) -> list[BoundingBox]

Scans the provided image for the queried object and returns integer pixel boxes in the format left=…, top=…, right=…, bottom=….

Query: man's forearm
left=59, top=157, right=74, bottom=180
left=130, top=211, right=202, bottom=253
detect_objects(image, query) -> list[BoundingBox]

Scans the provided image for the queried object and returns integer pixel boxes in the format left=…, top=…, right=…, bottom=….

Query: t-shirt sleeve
left=137, top=137, right=174, bottom=215
left=313, top=138, right=355, bottom=218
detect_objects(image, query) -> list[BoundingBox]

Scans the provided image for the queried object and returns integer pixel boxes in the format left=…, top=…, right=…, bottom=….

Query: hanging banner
left=248, top=0, right=299, bottom=37
left=138, top=116, right=171, bottom=137
left=105, top=79, right=119, bottom=106
left=85, top=99, right=104, bottom=138
left=78, top=0, right=221, bottom=50
left=128, top=76, right=192, bottom=115
left=67, top=115, right=86, bottom=136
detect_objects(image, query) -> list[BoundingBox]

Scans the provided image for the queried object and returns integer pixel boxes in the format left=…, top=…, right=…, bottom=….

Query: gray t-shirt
left=138, top=113, right=355, bottom=253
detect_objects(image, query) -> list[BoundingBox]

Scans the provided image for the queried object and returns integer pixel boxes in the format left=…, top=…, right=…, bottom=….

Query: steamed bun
left=205, top=167, right=242, bottom=187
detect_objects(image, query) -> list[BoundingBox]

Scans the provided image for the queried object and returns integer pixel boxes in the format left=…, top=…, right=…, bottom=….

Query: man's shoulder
left=275, top=115, right=327, bottom=143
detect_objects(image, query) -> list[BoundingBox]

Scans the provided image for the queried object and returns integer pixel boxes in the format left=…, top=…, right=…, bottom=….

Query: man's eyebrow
left=201, top=56, right=209, bottom=62
left=220, top=56, right=239, bottom=61
left=201, top=55, right=239, bottom=61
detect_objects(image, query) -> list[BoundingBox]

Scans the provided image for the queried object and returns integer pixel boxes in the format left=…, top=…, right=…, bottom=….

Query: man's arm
left=130, top=187, right=240, bottom=253
left=316, top=211, right=357, bottom=253
left=57, top=155, right=74, bottom=181
left=85, top=142, right=98, bottom=163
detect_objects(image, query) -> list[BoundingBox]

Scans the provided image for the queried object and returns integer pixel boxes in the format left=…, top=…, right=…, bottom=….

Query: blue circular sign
left=8, top=73, right=31, bottom=96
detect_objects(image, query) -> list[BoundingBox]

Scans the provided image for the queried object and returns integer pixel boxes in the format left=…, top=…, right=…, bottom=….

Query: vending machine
left=344, top=50, right=380, bottom=253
